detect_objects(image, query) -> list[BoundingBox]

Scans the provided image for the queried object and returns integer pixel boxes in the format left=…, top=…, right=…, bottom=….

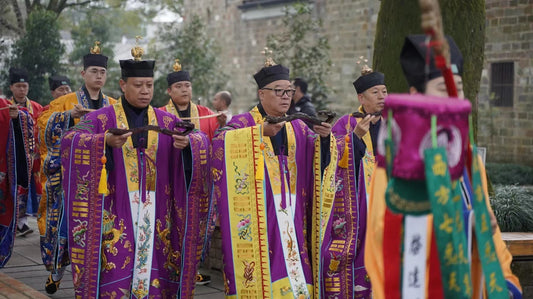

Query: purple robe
left=211, top=107, right=337, bottom=298
left=61, top=102, right=211, bottom=298
left=323, top=114, right=372, bottom=298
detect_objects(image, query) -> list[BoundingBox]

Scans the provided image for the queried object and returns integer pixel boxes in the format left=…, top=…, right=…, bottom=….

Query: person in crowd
left=0, top=101, right=33, bottom=267
left=322, top=64, right=387, bottom=298
left=37, top=43, right=116, bottom=294
left=8, top=67, right=43, bottom=237
left=161, top=59, right=219, bottom=141
left=61, top=45, right=211, bottom=297
left=211, top=53, right=338, bottom=298
left=212, top=90, right=233, bottom=127
left=288, top=77, right=317, bottom=117
left=49, top=75, right=72, bottom=100
left=365, top=34, right=522, bottom=299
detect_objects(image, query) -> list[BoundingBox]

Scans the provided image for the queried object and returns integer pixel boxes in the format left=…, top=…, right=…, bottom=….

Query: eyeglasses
left=262, top=87, right=296, bottom=97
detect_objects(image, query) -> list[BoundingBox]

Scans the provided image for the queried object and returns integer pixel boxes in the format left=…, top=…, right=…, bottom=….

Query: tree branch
left=64, top=0, right=92, bottom=8
left=10, top=0, right=25, bottom=32
left=0, top=16, right=24, bottom=35
left=47, top=0, right=58, bottom=11
left=58, top=0, right=93, bottom=14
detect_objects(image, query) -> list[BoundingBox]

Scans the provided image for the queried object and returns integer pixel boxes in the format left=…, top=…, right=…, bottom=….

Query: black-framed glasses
left=262, top=87, right=296, bottom=97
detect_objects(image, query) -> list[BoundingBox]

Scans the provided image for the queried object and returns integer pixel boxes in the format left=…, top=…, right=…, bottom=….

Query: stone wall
left=181, top=0, right=380, bottom=115
left=478, top=0, right=533, bottom=165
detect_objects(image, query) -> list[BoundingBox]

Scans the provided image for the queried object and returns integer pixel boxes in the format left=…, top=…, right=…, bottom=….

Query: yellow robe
left=365, top=155, right=521, bottom=299
left=36, top=90, right=115, bottom=271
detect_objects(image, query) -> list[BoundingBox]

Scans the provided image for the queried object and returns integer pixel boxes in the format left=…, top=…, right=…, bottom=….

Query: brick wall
left=478, top=0, right=533, bottom=165
left=181, top=0, right=380, bottom=115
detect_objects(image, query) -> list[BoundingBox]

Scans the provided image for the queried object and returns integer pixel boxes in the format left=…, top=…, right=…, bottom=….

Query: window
left=490, top=62, right=514, bottom=107
left=239, top=0, right=297, bottom=10
left=238, top=0, right=302, bottom=20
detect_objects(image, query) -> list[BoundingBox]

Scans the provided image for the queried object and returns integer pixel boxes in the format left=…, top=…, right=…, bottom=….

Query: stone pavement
left=0, top=217, right=225, bottom=298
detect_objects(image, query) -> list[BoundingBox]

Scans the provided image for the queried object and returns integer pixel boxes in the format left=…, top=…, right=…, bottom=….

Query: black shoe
left=45, top=274, right=61, bottom=294
left=196, top=273, right=211, bottom=285
left=16, top=224, right=33, bottom=237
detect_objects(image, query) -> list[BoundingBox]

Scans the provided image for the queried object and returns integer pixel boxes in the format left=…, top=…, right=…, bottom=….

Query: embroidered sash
left=113, top=103, right=159, bottom=297
left=355, top=105, right=376, bottom=198
left=62, top=129, right=105, bottom=299
left=224, top=125, right=271, bottom=297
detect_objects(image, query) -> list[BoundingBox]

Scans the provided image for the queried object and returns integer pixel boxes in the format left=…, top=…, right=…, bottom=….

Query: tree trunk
left=373, top=0, right=485, bottom=140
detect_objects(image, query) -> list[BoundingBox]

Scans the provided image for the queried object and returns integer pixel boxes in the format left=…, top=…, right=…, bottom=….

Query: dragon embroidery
left=285, top=222, right=298, bottom=260
left=242, top=260, right=256, bottom=287
left=156, top=214, right=181, bottom=280
left=75, top=170, right=90, bottom=201
left=101, top=204, right=127, bottom=271
left=232, top=162, right=249, bottom=195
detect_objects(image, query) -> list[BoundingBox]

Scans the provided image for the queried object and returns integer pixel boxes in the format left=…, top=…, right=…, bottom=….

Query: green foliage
left=1, top=0, right=111, bottom=37
left=373, top=0, right=485, bottom=139
left=266, top=1, right=332, bottom=111
left=65, top=9, right=119, bottom=92
left=68, top=14, right=115, bottom=65
left=151, top=14, right=226, bottom=107
left=2, top=8, right=65, bottom=104
left=486, top=163, right=533, bottom=186
left=490, top=185, right=533, bottom=232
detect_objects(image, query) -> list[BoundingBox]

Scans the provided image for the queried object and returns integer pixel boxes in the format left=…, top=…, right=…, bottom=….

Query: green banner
left=470, top=146, right=508, bottom=299
left=424, top=147, right=471, bottom=299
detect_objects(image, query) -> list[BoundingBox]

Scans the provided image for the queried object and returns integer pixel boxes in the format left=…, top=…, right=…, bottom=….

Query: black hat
left=254, top=64, right=290, bottom=89
left=120, top=42, right=155, bottom=78
left=83, top=41, right=108, bottom=69
left=167, top=71, right=190, bottom=86
left=9, top=68, right=29, bottom=85
left=120, top=60, right=155, bottom=78
left=400, top=34, right=463, bottom=92
left=83, top=53, right=108, bottom=69
left=48, top=75, right=70, bottom=91
left=166, top=59, right=190, bottom=86
left=353, top=71, right=385, bottom=94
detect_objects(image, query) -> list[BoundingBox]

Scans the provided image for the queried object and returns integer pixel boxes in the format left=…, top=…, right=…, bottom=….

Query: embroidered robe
left=10, top=97, right=42, bottom=218
left=61, top=101, right=210, bottom=298
left=365, top=158, right=523, bottom=299
left=320, top=111, right=380, bottom=298
left=211, top=106, right=337, bottom=298
left=37, top=87, right=115, bottom=272
left=0, top=99, right=34, bottom=267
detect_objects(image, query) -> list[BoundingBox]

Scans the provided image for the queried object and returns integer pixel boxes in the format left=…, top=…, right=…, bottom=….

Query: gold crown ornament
left=261, top=47, right=275, bottom=67
left=131, top=35, right=144, bottom=61
left=357, top=56, right=373, bottom=76
left=173, top=59, right=182, bottom=71
left=90, top=41, right=101, bottom=54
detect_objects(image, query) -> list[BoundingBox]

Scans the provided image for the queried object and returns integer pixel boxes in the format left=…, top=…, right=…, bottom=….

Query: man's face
left=10, top=82, right=29, bottom=103
left=212, top=94, right=225, bottom=111
left=358, top=84, right=387, bottom=114
left=293, top=84, right=304, bottom=101
left=81, top=66, right=107, bottom=90
left=119, top=77, right=154, bottom=109
left=424, top=75, right=464, bottom=99
left=51, top=85, right=72, bottom=99
left=258, top=80, right=293, bottom=117
left=167, top=81, right=192, bottom=107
